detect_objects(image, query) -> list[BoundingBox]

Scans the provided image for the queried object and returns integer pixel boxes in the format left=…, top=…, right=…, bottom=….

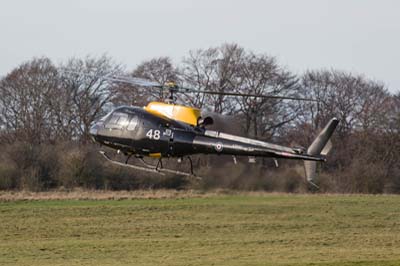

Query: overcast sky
left=1, top=0, right=399, bottom=93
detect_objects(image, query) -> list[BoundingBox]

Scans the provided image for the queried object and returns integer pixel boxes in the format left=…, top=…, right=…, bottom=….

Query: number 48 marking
left=146, top=129, right=161, bottom=140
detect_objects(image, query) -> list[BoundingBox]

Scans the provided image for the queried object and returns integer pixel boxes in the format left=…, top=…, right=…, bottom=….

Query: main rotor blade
left=61, top=70, right=315, bottom=101
left=61, top=70, right=163, bottom=88
left=176, top=87, right=317, bottom=101
left=105, top=76, right=162, bottom=88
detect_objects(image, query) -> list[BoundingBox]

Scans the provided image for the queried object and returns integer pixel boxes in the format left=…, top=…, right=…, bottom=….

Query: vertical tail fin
left=304, top=118, right=339, bottom=184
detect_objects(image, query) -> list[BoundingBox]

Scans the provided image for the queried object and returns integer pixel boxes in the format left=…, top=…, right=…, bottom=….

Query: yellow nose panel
left=144, top=102, right=201, bottom=126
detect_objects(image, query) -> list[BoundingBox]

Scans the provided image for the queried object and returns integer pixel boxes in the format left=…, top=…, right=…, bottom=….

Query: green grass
left=1, top=194, right=400, bottom=266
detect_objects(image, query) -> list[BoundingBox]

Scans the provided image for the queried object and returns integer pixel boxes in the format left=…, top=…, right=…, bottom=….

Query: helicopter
left=84, top=73, right=339, bottom=186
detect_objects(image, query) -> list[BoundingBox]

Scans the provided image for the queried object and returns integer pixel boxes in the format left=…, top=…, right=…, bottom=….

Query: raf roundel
left=215, top=142, right=224, bottom=152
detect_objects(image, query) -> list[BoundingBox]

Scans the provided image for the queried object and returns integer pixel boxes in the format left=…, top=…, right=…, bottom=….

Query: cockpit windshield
left=127, top=115, right=138, bottom=131
left=99, top=110, right=113, bottom=122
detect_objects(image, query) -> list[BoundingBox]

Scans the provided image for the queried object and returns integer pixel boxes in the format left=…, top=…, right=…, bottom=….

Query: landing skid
left=100, top=151, right=165, bottom=175
left=99, top=151, right=202, bottom=180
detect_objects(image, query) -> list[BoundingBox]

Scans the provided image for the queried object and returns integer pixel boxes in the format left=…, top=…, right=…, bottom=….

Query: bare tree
left=134, top=57, right=178, bottom=101
left=0, top=57, right=60, bottom=144
left=112, top=57, right=178, bottom=107
left=299, top=70, right=391, bottom=136
left=234, top=53, right=300, bottom=139
left=59, top=55, right=123, bottom=143
left=180, top=43, right=244, bottom=112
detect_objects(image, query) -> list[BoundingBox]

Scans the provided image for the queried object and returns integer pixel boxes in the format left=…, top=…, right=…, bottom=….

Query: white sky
left=0, top=0, right=399, bottom=93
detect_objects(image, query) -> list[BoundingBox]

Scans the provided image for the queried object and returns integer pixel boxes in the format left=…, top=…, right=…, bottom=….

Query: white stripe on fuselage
left=204, top=130, right=294, bottom=153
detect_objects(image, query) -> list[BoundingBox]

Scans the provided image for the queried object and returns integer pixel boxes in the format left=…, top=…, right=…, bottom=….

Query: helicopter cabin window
left=127, top=116, right=138, bottom=131
left=105, top=112, right=129, bottom=129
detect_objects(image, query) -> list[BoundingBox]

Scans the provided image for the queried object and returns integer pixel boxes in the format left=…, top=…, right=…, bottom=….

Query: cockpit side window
left=127, top=116, right=138, bottom=131
left=105, top=112, right=129, bottom=129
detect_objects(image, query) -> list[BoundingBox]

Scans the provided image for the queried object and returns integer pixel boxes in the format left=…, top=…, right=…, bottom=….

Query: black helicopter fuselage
left=90, top=106, right=198, bottom=158
left=89, top=106, right=328, bottom=162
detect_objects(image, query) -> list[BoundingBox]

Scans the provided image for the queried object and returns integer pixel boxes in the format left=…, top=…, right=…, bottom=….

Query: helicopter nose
left=89, top=123, right=99, bottom=136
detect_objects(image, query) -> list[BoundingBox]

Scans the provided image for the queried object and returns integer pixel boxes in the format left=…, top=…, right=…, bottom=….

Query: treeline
left=0, top=43, right=399, bottom=193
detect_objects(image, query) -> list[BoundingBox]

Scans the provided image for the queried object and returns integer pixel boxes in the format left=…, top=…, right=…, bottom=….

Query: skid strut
left=187, top=156, right=194, bottom=175
left=156, top=158, right=163, bottom=171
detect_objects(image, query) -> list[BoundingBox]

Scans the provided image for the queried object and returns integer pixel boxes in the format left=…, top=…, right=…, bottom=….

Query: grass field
left=1, top=192, right=400, bottom=266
